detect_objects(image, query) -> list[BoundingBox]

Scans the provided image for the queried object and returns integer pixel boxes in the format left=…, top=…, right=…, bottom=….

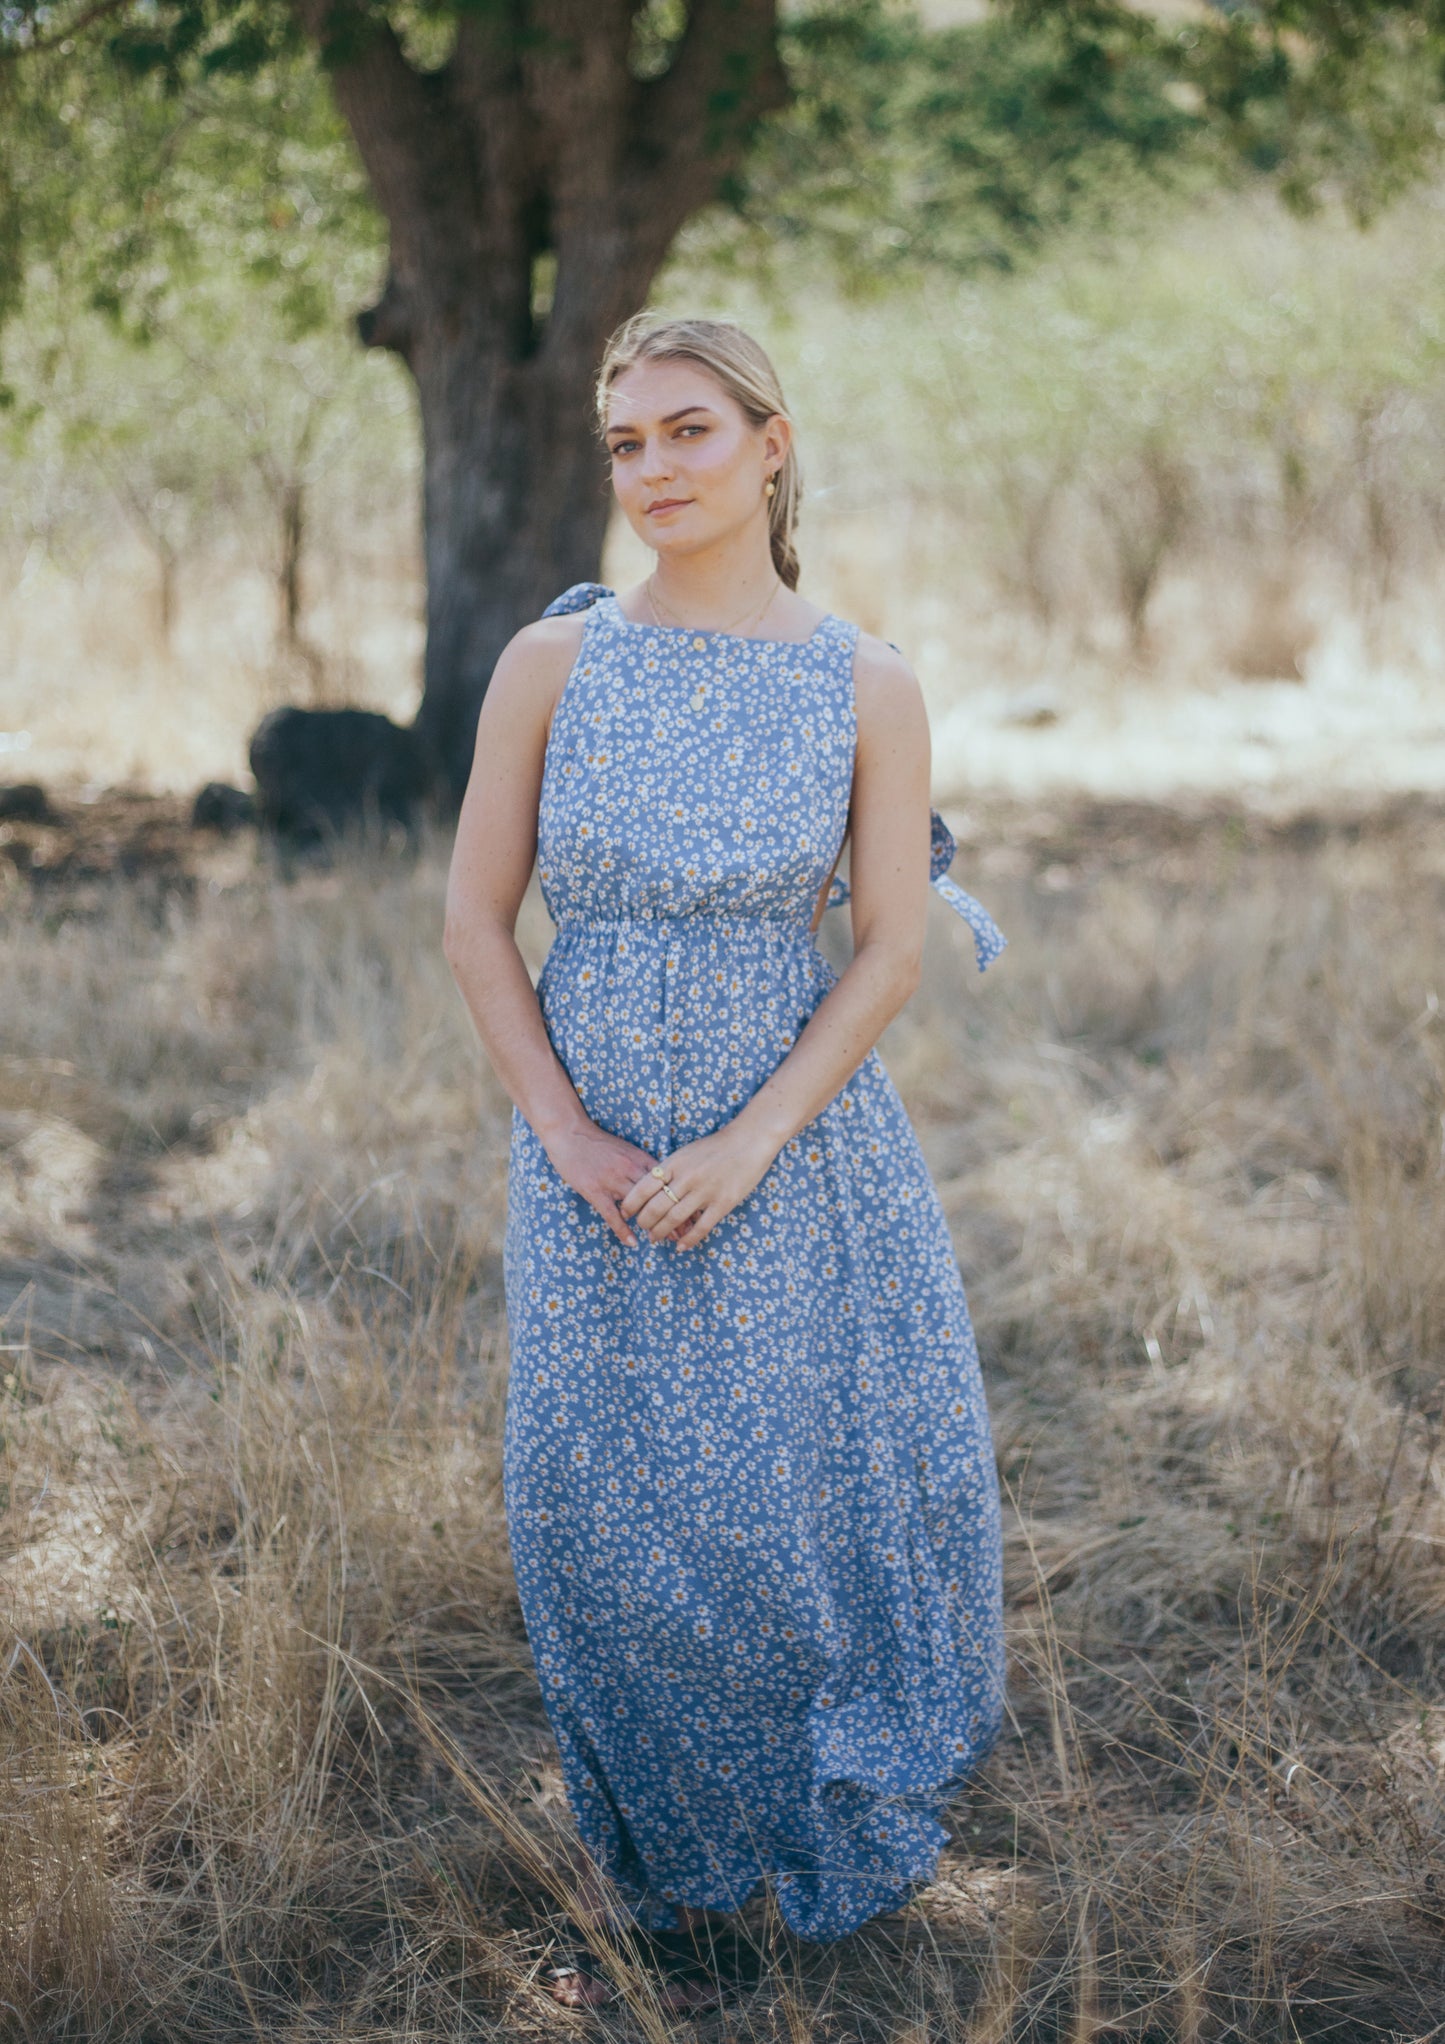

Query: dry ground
left=2, top=793, right=1444, bottom=2042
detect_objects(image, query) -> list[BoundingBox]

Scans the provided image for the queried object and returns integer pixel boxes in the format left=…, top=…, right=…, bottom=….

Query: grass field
left=3, top=794, right=1443, bottom=2040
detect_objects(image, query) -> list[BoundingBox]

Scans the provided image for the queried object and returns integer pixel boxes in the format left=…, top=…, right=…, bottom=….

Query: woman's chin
left=644, top=527, right=708, bottom=559
left=642, top=520, right=752, bottom=563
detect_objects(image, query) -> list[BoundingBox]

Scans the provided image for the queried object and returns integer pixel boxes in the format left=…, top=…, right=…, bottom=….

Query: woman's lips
left=645, top=498, right=690, bottom=516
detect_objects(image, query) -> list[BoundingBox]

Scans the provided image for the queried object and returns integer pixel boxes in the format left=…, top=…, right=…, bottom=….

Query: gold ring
left=650, top=1164, right=672, bottom=1183
left=661, top=1185, right=682, bottom=1205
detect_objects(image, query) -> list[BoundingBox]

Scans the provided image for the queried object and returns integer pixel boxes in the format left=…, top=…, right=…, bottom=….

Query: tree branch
left=631, top=0, right=787, bottom=217
left=521, top=0, right=636, bottom=207
left=288, top=0, right=490, bottom=324
left=288, top=0, right=463, bottom=229
left=449, top=3, right=540, bottom=263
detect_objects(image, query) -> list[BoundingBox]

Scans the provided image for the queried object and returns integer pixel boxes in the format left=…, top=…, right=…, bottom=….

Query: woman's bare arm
left=443, top=617, right=657, bottom=1247
left=730, top=631, right=932, bottom=1149
left=621, top=632, right=934, bottom=1249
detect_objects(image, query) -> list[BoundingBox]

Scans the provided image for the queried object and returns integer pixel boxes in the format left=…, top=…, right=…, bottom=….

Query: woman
left=443, top=314, right=1006, bottom=2009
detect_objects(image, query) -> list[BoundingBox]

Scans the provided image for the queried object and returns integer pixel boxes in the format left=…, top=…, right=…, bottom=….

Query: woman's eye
left=610, top=440, right=639, bottom=456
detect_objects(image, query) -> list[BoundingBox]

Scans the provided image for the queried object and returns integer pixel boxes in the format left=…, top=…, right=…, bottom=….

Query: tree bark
left=292, top=0, right=786, bottom=801
left=280, top=477, right=304, bottom=646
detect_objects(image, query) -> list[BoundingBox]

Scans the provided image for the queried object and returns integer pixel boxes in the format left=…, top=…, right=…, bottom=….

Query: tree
left=4, top=2, right=788, bottom=794
left=5, top=0, right=1445, bottom=796
left=297, top=1, right=792, bottom=790
left=0, top=44, right=399, bottom=682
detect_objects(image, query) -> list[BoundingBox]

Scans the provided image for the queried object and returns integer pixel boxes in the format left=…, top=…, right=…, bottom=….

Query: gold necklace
left=645, top=574, right=782, bottom=712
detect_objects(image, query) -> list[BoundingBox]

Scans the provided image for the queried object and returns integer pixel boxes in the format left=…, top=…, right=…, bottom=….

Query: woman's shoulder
left=483, top=610, right=589, bottom=733
left=497, top=610, right=588, bottom=678
left=496, top=579, right=611, bottom=672
left=847, top=626, right=922, bottom=721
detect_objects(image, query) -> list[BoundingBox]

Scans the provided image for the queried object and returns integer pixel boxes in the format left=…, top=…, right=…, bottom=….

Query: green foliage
left=6, top=0, right=1445, bottom=325
left=704, top=0, right=1445, bottom=288
left=1, top=35, right=377, bottom=345
left=0, top=34, right=404, bottom=645
left=3, top=0, right=1445, bottom=652
left=665, top=181, right=1445, bottom=645
left=710, top=1, right=1216, bottom=284
left=0, top=0, right=1441, bottom=412
left=1170, top=3, right=1445, bottom=218
left=762, top=178, right=1445, bottom=499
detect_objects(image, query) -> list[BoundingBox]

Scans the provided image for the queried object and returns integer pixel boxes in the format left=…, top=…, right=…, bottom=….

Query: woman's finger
left=618, top=1172, right=660, bottom=1220
left=635, top=1192, right=681, bottom=1237
left=674, top=1203, right=718, bottom=1249
left=591, top=1192, right=638, bottom=1247
left=645, top=1181, right=696, bottom=1242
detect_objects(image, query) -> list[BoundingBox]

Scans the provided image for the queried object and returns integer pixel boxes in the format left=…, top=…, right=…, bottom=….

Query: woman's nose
left=639, top=438, right=674, bottom=483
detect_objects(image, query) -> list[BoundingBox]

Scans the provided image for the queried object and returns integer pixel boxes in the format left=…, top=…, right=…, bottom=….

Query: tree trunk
left=405, top=282, right=650, bottom=795
left=280, top=476, right=305, bottom=647
left=156, top=535, right=177, bottom=649
left=294, top=0, right=786, bottom=803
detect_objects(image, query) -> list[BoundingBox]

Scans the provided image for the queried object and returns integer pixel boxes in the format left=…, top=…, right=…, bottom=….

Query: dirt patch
left=6, top=781, right=1445, bottom=907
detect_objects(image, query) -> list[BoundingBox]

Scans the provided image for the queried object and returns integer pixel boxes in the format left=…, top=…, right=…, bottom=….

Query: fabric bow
left=825, top=810, right=1005, bottom=974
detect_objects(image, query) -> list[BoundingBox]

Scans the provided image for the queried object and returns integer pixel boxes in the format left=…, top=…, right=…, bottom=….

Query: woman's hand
left=619, top=1125, right=778, bottom=1251
left=544, top=1123, right=659, bottom=1248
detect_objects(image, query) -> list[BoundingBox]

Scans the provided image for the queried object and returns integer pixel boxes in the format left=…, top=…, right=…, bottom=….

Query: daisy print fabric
left=501, top=585, right=1006, bottom=1942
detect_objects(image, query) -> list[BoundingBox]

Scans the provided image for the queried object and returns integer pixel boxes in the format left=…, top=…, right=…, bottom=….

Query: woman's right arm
left=442, top=618, right=655, bottom=1248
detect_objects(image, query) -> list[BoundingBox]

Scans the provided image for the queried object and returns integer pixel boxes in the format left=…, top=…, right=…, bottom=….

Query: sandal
left=543, top=1951, right=616, bottom=2008
left=542, top=1918, right=620, bottom=2008
left=541, top=1917, right=735, bottom=2012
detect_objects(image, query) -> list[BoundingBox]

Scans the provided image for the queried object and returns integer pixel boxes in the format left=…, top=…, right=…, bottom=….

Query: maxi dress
left=502, top=584, right=1007, bottom=1944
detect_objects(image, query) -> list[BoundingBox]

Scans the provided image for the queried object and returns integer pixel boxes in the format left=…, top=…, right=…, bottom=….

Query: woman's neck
left=648, top=533, right=779, bottom=631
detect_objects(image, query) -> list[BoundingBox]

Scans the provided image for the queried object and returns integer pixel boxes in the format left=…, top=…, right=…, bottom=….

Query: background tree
left=0, top=45, right=392, bottom=685
left=4, top=0, right=1445, bottom=796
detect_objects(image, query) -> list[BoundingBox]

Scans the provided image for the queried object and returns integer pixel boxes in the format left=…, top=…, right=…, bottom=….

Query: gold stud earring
left=764, top=477, right=777, bottom=499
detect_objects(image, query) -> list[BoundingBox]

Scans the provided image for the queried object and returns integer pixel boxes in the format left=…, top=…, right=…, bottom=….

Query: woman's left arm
left=620, top=633, right=933, bottom=1251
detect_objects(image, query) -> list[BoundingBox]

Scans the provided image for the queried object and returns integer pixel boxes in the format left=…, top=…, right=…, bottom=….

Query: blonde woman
left=444, top=314, right=1006, bottom=2009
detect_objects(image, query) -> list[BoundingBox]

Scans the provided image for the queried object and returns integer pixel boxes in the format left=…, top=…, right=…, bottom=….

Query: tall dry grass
left=2, top=807, right=1444, bottom=2039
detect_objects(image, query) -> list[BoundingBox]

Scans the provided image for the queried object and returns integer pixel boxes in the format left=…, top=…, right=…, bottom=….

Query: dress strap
left=807, top=612, right=854, bottom=651
left=542, top=582, right=615, bottom=618
left=824, top=809, right=1006, bottom=974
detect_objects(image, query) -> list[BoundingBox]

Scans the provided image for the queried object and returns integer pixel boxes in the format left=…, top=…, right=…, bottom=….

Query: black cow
left=248, top=708, right=432, bottom=844
left=191, top=782, right=256, bottom=833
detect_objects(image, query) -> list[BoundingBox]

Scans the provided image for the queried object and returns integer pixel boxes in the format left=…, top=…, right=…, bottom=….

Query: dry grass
left=2, top=801, right=1444, bottom=2041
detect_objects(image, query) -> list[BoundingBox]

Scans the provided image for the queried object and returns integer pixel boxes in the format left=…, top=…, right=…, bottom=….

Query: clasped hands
left=543, top=1118, right=779, bottom=1252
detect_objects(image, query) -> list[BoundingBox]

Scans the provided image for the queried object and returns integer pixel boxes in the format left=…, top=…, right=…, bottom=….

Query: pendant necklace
left=646, top=573, right=782, bottom=712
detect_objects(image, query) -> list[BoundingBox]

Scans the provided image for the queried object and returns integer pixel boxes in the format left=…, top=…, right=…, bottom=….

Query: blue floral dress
left=502, top=585, right=1006, bottom=1943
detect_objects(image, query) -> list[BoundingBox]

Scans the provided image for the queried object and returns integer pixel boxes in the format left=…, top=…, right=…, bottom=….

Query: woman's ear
left=762, top=413, right=791, bottom=473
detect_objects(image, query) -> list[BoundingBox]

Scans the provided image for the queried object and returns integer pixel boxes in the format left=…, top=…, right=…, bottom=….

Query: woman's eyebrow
left=605, top=404, right=716, bottom=437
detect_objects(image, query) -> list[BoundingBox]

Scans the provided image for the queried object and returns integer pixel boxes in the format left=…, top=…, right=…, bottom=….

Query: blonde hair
left=596, top=313, right=803, bottom=591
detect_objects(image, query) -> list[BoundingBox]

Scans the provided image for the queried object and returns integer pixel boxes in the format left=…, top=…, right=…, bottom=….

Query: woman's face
left=604, top=358, right=788, bottom=561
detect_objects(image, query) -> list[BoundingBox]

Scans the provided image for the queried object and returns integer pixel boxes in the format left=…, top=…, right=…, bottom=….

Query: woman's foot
left=544, top=1949, right=615, bottom=2009
left=542, top=1915, right=723, bottom=2012
left=638, top=1937, right=723, bottom=2010
left=643, top=1917, right=747, bottom=2010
